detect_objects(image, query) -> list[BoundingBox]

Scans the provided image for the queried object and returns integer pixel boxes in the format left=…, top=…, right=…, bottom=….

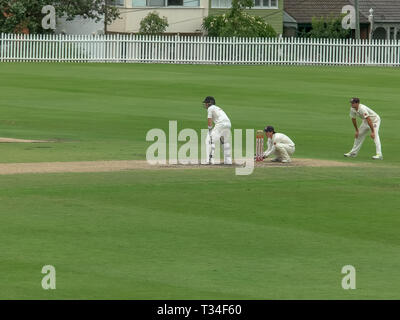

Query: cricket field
left=0, top=63, right=399, bottom=299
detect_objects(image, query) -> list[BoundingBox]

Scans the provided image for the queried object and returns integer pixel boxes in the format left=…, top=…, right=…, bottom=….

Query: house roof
left=284, top=0, right=400, bottom=24
left=355, top=0, right=400, bottom=23
left=284, top=0, right=359, bottom=24
left=283, top=10, right=297, bottom=27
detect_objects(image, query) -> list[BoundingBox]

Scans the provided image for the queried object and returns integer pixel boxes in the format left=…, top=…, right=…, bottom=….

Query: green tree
left=202, top=0, right=277, bottom=38
left=0, top=0, right=120, bottom=34
left=139, top=11, right=168, bottom=35
left=308, top=15, right=351, bottom=39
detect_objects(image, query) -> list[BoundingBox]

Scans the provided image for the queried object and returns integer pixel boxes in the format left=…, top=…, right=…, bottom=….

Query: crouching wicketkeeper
left=263, top=126, right=295, bottom=163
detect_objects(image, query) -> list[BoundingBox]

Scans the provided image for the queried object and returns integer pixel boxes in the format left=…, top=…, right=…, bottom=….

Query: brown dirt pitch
left=0, top=158, right=360, bottom=175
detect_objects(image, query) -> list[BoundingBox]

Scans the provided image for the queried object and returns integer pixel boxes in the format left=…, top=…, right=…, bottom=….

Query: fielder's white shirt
left=350, top=104, right=380, bottom=123
left=264, top=133, right=295, bottom=157
left=207, top=105, right=231, bottom=126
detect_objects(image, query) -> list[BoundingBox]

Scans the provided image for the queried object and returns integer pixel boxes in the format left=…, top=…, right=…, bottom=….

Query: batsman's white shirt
left=350, top=104, right=380, bottom=123
left=207, top=105, right=231, bottom=127
left=206, top=105, right=232, bottom=164
left=264, top=133, right=295, bottom=158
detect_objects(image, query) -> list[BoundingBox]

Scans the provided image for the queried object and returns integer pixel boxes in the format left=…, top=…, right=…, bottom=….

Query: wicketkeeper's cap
left=264, top=126, right=275, bottom=133
left=350, top=97, right=360, bottom=104
left=203, top=96, right=215, bottom=104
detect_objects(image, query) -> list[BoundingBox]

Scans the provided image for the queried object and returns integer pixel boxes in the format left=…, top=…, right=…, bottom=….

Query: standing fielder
left=263, top=126, right=295, bottom=163
left=203, top=96, right=232, bottom=165
left=344, top=98, right=383, bottom=160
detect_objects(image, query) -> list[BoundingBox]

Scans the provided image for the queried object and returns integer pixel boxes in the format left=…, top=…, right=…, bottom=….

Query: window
left=148, top=0, right=164, bottom=5
left=132, top=0, right=146, bottom=5
left=253, top=0, right=278, bottom=8
left=183, top=0, right=200, bottom=6
left=112, top=0, right=125, bottom=6
left=211, top=0, right=277, bottom=8
left=211, top=0, right=231, bottom=8
left=168, top=0, right=183, bottom=5
left=132, top=0, right=199, bottom=6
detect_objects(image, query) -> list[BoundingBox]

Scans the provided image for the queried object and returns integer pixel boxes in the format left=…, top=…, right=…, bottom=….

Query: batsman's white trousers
left=274, top=143, right=295, bottom=161
left=350, top=119, right=382, bottom=156
left=206, top=122, right=232, bottom=164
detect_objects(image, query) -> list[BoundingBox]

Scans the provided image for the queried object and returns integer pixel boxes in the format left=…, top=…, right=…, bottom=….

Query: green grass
left=0, top=63, right=399, bottom=299
left=0, top=63, right=399, bottom=163
left=1, top=168, right=400, bottom=299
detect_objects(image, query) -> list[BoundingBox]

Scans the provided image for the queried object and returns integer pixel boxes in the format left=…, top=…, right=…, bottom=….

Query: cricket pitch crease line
left=0, top=137, right=56, bottom=143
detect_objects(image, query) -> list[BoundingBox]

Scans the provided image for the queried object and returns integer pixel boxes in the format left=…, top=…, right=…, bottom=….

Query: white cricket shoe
left=344, top=152, right=357, bottom=158
left=372, top=154, right=383, bottom=160
left=281, top=159, right=291, bottom=163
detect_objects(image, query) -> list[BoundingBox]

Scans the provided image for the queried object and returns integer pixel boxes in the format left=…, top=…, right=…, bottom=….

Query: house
left=209, top=0, right=284, bottom=35
left=284, top=0, right=368, bottom=38
left=107, top=0, right=284, bottom=35
left=107, top=0, right=209, bottom=35
left=284, top=0, right=400, bottom=40
left=358, top=0, right=400, bottom=40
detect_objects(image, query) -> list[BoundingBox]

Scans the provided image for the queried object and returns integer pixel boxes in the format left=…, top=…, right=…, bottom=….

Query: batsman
left=203, top=96, right=232, bottom=165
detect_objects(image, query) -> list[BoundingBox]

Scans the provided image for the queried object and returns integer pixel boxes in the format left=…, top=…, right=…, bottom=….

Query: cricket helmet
left=202, top=96, right=215, bottom=105
left=264, top=126, right=275, bottom=133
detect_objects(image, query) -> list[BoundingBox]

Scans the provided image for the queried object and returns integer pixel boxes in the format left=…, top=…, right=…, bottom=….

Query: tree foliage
left=202, top=0, right=277, bottom=38
left=139, top=11, right=168, bottom=35
left=307, top=15, right=351, bottom=39
left=0, top=0, right=120, bottom=34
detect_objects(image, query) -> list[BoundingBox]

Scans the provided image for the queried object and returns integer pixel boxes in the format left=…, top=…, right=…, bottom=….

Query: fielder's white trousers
left=206, top=122, right=232, bottom=164
left=273, top=143, right=295, bottom=161
left=350, top=119, right=382, bottom=156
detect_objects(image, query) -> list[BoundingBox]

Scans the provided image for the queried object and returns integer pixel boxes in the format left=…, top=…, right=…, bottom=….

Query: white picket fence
left=1, top=33, right=400, bottom=66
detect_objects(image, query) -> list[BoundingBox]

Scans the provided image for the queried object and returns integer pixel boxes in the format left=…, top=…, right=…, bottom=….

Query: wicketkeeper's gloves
left=254, top=155, right=267, bottom=160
